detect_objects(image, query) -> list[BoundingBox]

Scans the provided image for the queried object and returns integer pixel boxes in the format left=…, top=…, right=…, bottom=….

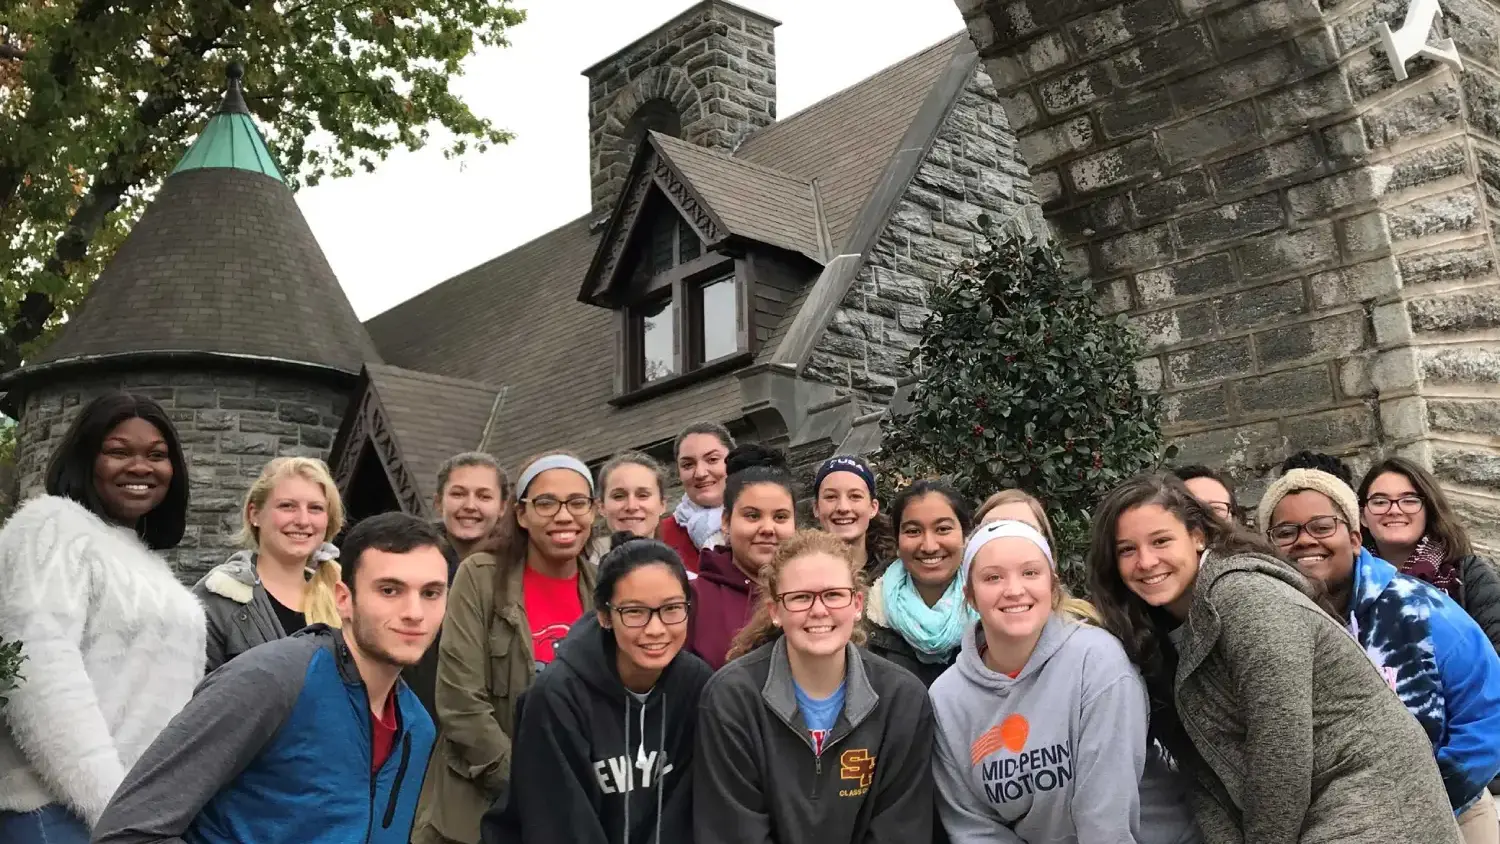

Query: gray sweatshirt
left=930, top=614, right=1200, bottom=844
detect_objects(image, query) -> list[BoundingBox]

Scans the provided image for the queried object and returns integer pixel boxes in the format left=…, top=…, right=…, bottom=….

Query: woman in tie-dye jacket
left=1260, top=468, right=1500, bottom=843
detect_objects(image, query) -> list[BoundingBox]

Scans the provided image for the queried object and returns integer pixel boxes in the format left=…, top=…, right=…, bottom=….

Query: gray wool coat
left=191, top=551, right=291, bottom=673
left=1173, top=551, right=1462, bottom=844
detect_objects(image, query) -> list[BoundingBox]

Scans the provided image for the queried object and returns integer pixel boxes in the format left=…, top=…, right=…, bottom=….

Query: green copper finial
left=170, top=61, right=284, bottom=182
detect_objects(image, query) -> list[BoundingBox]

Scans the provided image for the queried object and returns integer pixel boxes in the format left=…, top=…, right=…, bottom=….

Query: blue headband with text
left=814, top=455, right=876, bottom=496
left=516, top=454, right=594, bottom=499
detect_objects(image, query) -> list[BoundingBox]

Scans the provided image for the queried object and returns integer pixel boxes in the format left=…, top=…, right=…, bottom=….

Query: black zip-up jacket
left=693, top=637, right=936, bottom=844
left=481, top=614, right=712, bottom=844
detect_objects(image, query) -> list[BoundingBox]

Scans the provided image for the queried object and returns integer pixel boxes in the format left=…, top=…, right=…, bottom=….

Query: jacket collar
left=1175, top=550, right=1308, bottom=686
left=202, top=550, right=259, bottom=605
left=761, top=637, right=878, bottom=732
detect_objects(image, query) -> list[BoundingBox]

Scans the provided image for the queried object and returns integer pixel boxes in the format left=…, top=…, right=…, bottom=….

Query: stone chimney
left=583, top=0, right=779, bottom=218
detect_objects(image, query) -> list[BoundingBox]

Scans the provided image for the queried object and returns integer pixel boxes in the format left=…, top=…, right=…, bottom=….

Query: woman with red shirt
left=686, top=444, right=796, bottom=670
left=661, top=422, right=735, bottom=573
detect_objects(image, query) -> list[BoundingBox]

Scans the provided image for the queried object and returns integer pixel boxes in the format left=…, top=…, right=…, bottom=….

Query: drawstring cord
left=622, top=695, right=631, bottom=843
left=655, top=692, right=665, bottom=844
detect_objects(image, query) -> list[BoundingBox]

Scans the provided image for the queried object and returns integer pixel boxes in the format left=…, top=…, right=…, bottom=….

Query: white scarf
left=673, top=496, right=723, bottom=549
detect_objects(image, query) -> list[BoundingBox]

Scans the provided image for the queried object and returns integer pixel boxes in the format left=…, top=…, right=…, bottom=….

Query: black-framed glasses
left=1267, top=515, right=1347, bottom=547
left=521, top=495, right=595, bottom=518
left=608, top=601, right=690, bottom=628
left=1365, top=495, right=1424, bottom=515
left=775, top=588, right=856, bottom=612
left=1204, top=501, right=1236, bottom=520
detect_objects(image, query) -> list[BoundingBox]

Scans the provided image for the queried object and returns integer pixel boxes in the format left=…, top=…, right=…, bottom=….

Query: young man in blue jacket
left=92, top=512, right=451, bottom=844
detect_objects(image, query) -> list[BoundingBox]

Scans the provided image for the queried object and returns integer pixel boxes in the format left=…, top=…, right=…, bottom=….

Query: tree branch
left=0, top=43, right=24, bottom=61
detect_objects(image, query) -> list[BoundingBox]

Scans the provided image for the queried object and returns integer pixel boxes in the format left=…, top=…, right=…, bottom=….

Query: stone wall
left=14, top=368, right=348, bottom=581
left=585, top=0, right=778, bottom=215
left=804, top=67, right=1040, bottom=412
left=958, top=0, right=1500, bottom=542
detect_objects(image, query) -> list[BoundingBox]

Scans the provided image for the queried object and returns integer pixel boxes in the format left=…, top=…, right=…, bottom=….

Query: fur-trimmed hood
left=201, top=550, right=259, bottom=605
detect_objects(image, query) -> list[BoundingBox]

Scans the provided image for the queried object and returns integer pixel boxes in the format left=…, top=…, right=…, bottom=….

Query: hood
left=1196, top=549, right=1309, bottom=596
left=1350, top=546, right=1399, bottom=618
left=202, top=550, right=258, bottom=604
left=955, top=613, right=1079, bottom=691
left=695, top=546, right=755, bottom=592
left=554, top=613, right=705, bottom=704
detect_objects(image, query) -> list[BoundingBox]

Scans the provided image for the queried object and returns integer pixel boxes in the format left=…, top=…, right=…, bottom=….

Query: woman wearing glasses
left=1357, top=457, right=1500, bottom=655
left=481, top=534, right=711, bottom=844
left=415, top=453, right=600, bottom=844
left=1260, top=468, right=1500, bottom=841
left=696, top=530, right=936, bottom=844
left=1088, top=473, right=1461, bottom=843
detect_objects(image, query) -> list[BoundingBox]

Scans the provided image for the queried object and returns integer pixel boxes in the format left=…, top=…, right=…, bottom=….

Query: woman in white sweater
left=0, top=392, right=205, bottom=843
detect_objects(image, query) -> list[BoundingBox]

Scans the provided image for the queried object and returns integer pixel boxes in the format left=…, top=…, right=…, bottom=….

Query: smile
left=829, top=515, right=857, bottom=526
left=550, top=530, right=580, bottom=544
left=1295, top=553, right=1328, bottom=565
left=999, top=604, right=1033, bottom=614
left=638, top=642, right=670, bottom=654
left=803, top=624, right=837, bottom=633
left=283, top=531, right=315, bottom=541
left=1140, top=572, right=1170, bottom=585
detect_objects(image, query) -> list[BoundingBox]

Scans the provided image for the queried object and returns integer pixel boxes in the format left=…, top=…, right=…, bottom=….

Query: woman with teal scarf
left=865, top=480, right=976, bottom=687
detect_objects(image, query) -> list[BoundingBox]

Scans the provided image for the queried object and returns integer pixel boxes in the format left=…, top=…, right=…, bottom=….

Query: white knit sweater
left=0, top=495, right=205, bottom=826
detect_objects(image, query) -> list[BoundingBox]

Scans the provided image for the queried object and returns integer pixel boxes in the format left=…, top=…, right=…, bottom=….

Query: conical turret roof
left=6, top=63, right=380, bottom=386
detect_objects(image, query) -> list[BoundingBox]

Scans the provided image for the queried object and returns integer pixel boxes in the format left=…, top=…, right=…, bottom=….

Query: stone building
left=956, top=0, right=1500, bottom=542
left=344, top=1, right=1041, bottom=508
left=0, top=67, right=377, bottom=578
left=10, top=0, right=1493, bottom=573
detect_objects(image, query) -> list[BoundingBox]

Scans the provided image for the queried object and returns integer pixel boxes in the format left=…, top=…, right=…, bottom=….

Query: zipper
left=382, top=733, right=413, bottom=828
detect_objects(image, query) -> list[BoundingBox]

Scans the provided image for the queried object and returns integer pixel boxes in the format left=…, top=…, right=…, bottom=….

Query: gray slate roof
left=16, top=167, right=380, bottom=377
left=364, top=364, right=503, bottom=503
left=366, top=34, right=969, bottom=471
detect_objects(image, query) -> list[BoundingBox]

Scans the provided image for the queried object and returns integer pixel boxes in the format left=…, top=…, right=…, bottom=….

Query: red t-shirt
left=371, top=692, right=398, bottom=773
left=523, top=565, right=583, bottom=666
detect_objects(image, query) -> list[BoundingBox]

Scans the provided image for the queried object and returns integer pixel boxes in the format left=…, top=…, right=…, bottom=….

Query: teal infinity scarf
left=879, top=563, right=975, bottom=664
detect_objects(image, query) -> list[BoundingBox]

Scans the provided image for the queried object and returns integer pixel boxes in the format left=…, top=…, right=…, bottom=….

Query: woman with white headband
left=414, top=452, right=600, bottom=844
left=929, top=519, right=1200, bottom=844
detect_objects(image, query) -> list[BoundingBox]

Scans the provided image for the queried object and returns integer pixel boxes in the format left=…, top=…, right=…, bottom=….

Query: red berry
left=973, top=424, right=985, bottom=436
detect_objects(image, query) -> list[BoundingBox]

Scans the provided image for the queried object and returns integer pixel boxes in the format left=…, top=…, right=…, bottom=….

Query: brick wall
left=804, top=67, right=1040, bottom=412
left=959, top=0, right=1500, bottom=542
left=585, top=0, right=778, bottom=214
left=13, top=368, right=348, bottom=581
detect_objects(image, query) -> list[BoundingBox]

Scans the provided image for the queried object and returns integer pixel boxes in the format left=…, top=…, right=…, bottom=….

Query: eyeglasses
left=1204, top=501, right=1235, bottom=520
left=521, top=495, right=595, bottom=518
left=1267, top=515, right=1347, bottom=547
left=775, top=588, right=856, bottom=612
left=608, top=601, right=690, bottom=628
left=1365, top=495, right=1423, bottom=515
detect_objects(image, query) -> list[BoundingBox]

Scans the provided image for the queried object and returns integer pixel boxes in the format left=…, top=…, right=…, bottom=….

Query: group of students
left=1, top=392, right=1499, bottom=844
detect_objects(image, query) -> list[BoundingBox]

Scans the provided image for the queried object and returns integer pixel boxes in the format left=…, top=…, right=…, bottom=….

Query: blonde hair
left=974, top=488, right=1101, bottom=626
left=726, top=530, right=868, bottom=661
left=237, top=457, right=346, bottom=628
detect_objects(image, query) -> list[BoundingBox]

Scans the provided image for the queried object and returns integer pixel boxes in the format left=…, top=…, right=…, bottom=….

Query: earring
left=1197, top=545, right=1205, bottom=552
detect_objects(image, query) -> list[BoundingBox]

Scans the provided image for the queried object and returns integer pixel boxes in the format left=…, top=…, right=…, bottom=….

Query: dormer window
left=623, top=203, right=742, bottom=391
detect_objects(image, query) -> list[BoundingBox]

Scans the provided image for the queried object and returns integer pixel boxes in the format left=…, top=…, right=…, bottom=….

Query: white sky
left=297, top=0, right=965, bottom=320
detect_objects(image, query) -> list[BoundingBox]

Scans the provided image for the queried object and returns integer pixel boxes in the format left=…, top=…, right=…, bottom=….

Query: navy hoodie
left=482, top=614, right=713, bottom=844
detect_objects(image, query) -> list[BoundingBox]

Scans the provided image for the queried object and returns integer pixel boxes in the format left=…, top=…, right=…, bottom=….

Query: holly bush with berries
left=878, top=226, right=1174, bottom=592
left=0, top=635, right=23, bottom=708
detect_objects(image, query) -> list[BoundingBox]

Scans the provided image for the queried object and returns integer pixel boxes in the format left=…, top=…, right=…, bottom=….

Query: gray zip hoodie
left=930, top=614, right=1199, bottom=844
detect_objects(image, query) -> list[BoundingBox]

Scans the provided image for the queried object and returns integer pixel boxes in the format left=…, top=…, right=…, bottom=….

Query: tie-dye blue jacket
left=1347, top=546, right=1500, bottom=812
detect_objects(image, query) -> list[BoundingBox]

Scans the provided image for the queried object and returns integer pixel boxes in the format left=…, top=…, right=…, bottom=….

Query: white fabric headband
left=516, top=454, right=594, bottom=498
left=960, top=519, right=1055, bottom=584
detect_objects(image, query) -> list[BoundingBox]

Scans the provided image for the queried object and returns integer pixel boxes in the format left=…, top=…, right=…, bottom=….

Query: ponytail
left=302, top=553, right=343, bottom=628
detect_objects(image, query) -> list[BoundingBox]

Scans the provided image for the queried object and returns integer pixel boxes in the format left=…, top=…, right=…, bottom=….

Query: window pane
left=698, top=277, right=737, bottom=363
left=640, top=296, right=676, bottom=383
left=649, top=215, right=674, bottom=276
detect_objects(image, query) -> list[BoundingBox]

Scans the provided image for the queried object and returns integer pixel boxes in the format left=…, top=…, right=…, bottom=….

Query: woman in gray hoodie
left=1086, top=473, right=1461, bottom=843
left=930, top=519, right=1199, bottom=844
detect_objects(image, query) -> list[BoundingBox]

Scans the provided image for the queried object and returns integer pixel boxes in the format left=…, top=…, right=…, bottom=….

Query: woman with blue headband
left=414, top=452, right=600, bottom=844
left=930, top=519, right=1200, bottom=844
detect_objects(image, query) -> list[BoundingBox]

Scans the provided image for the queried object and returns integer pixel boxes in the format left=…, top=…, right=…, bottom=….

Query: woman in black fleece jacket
left=482, top=535, right=712, bottom=844
left=694, top=529, right=937, bottom=844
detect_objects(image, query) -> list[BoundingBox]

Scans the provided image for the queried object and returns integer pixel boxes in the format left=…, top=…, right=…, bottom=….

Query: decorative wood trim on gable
left=329, top=374, right=428, bottom=518
left=580, top=134, right=732, bottom=308
left=651, top=154, right=723, bottom=244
